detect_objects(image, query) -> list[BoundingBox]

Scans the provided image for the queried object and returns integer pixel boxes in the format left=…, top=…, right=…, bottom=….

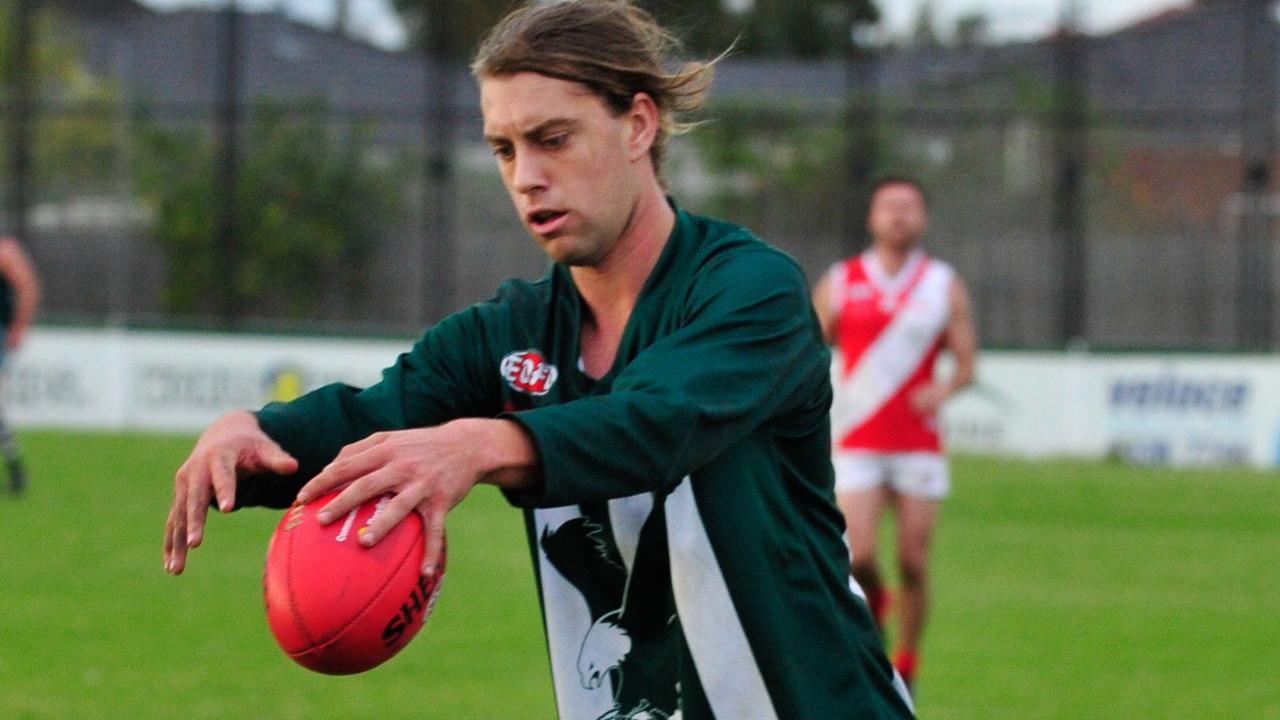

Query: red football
left=263, top=489, right=444, bottom=675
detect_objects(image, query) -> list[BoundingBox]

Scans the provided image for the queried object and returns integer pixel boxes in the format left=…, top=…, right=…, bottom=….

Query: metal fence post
left=1052, top=0, right=1088, bottom=347
left=8, top=0, right=34, bottom=241
left=1237, top=0, right=1277, bottom=349
left=423, top=0, right=456, bottom=324
left=216, top=0, right=242, bottom=323
left=842, top=6, right=880, bottom=257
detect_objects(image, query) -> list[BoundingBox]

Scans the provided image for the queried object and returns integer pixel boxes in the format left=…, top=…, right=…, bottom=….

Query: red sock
left=893, top=649, right=919, bottom=686
left=868, top=587, right=892, bottom=627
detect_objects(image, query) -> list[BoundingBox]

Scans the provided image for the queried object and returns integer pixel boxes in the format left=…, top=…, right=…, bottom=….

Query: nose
left=511, top=151, right=548, bottom=197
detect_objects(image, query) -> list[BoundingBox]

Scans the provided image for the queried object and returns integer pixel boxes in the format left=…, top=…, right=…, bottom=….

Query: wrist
left=453, top=418, right=541, bottom=491
left=223, top=409, right=260, bottom=430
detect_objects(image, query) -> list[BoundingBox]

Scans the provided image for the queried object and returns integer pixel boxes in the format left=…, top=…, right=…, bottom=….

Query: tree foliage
left=389, top=0, right=511, bottom=57
left=134, top=102, right=404, bottom=317
left=0, top=1, right=119, bottom=197
left=953, top=12, right=989, bottom=49
left=910, top=0, right=941, bottom=48
left=391, top=0, right=881, bottom=59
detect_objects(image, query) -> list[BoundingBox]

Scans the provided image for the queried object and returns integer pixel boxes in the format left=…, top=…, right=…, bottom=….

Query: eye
left=542, top=133, right=568, bottom=150
left=491, top=144, right=514, bottom=161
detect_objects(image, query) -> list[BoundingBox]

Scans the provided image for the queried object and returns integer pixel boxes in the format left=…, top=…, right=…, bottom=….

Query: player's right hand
left=164, top=410, right=298, bottom=575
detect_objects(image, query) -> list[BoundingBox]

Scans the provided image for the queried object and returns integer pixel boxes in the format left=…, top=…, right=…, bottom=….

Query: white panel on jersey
left=666, top=478, right=778, bottom=720
left=892, top=669, right=917, bottom=713
left=534, top=506, right=616, bottom=720
left=607, top=492, right=654, bottom=574
left=850, top=572, right=915, bottom=711
left=864, top=250, right=926, bottom=300
left=831, top=262, right=954, bottom=441
left=847, top=572, right=868, bottom=603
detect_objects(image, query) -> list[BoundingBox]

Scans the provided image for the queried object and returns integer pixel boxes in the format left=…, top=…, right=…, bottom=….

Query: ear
left=625, top=92, right=660, bottom=164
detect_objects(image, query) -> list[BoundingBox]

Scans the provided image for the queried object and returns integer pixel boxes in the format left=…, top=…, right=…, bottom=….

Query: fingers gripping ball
left=263, top=490, right=445, bottom=675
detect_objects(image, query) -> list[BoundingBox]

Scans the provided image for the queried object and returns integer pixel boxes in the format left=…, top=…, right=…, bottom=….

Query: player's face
left=481, top=72, right=645, bottom=266
left=868, top=183, right=928, bottom=251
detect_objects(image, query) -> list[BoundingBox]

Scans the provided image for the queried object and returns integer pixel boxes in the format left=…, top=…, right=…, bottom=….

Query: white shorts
left=833, top=451, right=951, bottom=500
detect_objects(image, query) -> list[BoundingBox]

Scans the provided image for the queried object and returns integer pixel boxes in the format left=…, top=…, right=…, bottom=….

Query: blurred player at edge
left=162, top=2, right=914, bottom=717
left=0, top=236, right=39, bottom=496
left=811, top=177, right=978, bottom=689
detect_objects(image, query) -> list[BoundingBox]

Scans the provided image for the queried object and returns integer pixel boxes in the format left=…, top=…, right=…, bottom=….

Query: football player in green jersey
left=164, top=3, right=914, bottom=717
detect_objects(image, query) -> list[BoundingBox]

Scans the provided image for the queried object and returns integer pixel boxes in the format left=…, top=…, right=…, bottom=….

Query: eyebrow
left=484, top=118, right=578, bottom=146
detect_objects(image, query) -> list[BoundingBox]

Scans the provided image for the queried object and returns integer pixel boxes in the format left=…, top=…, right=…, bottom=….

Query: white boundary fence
left=8, top=329, right=1280, bottom=468
left=934, top=352, right=1280, bottom=468
left=6, top=328, right=405, bottom=433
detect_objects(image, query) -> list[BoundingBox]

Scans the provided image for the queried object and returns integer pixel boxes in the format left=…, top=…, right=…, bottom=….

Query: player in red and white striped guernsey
left=812, top=177, right=978, bottom=691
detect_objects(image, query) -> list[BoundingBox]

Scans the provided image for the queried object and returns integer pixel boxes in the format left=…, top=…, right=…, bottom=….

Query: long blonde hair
left=472, top=1, right=724, bottom=179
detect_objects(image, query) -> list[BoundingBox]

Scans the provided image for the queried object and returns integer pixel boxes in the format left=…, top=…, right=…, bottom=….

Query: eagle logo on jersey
left=541, top=517, right=680, bottom=720
left=501, top=350, right=559, bottom=396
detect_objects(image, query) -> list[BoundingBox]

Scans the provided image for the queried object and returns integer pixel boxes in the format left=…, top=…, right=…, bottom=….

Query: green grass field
left=1, top=430, right=1277, bottom=719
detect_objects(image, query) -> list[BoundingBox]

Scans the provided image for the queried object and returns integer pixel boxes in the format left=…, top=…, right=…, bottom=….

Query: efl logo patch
left=500, top=350, right=559, bottom=396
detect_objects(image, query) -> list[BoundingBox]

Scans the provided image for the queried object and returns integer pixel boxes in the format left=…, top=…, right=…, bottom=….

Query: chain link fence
left=2, top=0, right=1277, bottom=349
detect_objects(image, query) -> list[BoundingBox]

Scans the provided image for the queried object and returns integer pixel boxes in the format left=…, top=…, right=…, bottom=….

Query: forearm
left=13, top=283, right=39, bottom=329
left=6, top=280, right=39, bottom=347
left=943, top=279, right=978, bottom=400
left=946, top=360, right=974, bottom=397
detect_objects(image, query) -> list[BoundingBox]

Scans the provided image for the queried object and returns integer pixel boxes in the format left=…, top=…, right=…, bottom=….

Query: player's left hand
left=296, top=419, right=496, bottom=579
left=909, top=383, right=949, bottom=415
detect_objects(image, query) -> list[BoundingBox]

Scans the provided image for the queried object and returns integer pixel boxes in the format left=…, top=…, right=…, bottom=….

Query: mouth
left=527, top=208, right=569, bottom=235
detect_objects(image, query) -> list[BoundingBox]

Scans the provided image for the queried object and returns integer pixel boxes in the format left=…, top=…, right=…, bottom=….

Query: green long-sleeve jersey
left=246, top=206, right=914, bottom=719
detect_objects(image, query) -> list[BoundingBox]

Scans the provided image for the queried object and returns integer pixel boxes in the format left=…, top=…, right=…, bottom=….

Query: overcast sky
left=135, top=0, right=1193, bottom=50
left=881, top=0, right=1192, bottom=39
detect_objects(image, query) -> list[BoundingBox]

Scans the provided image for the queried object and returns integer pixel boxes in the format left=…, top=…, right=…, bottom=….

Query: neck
left=872, top=242, right=916, bottom=277
left=570, top=184, right=674, bottom=379
left=571, top=185, right=675, bottom=327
